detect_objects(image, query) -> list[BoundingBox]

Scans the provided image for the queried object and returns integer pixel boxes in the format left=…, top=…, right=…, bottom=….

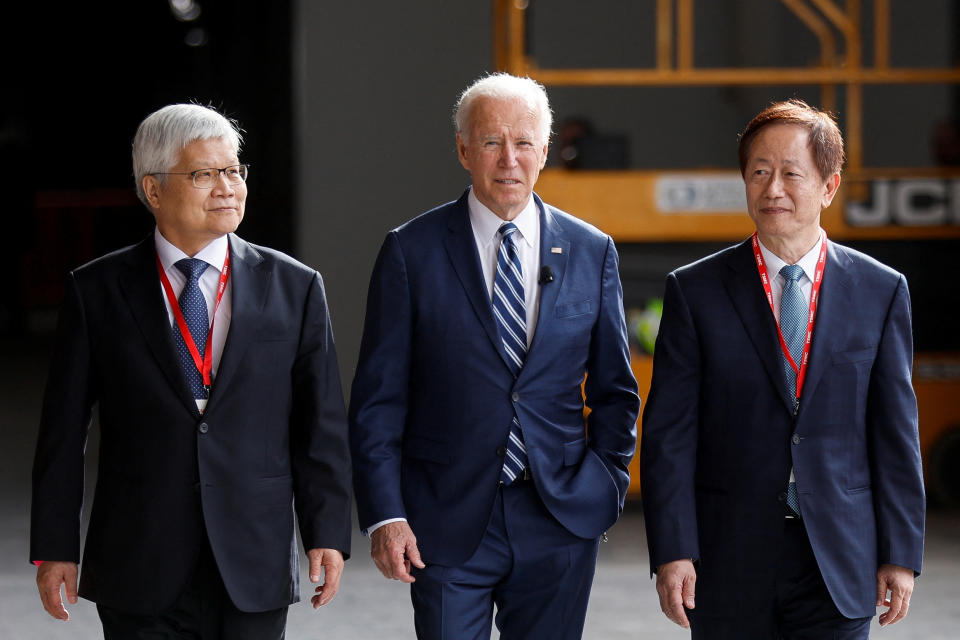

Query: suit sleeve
left=290, top=272, right=353, bottom=557
left=583, top=237, right=640, bottom=508
left=640, top=271, right=701, bottom=570
left=30, top=273, right=95, bottom=563
left=348, top=232, right=412, bottom=531
left=868, top=274, right=925, bottom=574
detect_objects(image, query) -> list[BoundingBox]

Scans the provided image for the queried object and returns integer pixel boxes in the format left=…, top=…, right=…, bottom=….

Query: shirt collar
left=467, top=188, right=538, bottom=249
left=154, top=227, right=229, bottom=273
left=757, top=230, right=823, bottom=283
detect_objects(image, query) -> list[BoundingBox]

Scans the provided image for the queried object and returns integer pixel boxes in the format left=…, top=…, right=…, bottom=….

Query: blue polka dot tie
left=174, top=258, right=210, bottom=399
left=779, top=264, right=806, bottom=517
left=493, top=223, right=528, bottom=484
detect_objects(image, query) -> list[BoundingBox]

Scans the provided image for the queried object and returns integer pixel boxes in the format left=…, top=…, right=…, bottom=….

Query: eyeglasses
left=152, top=164, right=250, bottom=189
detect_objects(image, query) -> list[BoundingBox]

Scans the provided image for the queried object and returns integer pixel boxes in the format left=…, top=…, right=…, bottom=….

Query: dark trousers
left=689, top=518, right=872, bottom=640
left=97, top=539, right=288, bottom=640
left=410, top=479, right=600, bottom=640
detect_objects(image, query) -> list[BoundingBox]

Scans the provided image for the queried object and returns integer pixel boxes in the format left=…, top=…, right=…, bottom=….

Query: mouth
left=760, top=207, right=790, bottom=215
left=495, top=179, right=521, bottom=185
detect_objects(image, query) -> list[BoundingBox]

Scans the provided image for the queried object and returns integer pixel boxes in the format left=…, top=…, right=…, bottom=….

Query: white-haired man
left=30, top=103, right=352, bottom=639
left=349, top=73, right=640, bottom=639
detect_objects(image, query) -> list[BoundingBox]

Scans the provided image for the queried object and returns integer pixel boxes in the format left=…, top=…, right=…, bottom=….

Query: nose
left=763, top=172, right=785, bottom=198
left=210, top=171, right=236, bottom=196
left=499, top=143, right=519, bottom=167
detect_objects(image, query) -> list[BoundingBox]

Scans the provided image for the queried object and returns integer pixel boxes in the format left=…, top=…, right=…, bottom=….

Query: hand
left=307, top=548, right=344, bottom=608
left=36, top=561, right=79, bottom=621
left=370, top=521, right=425, bottom=583
left=656, top=559, right=696, bottom=628
left=876, top=563, right=914, bottom=626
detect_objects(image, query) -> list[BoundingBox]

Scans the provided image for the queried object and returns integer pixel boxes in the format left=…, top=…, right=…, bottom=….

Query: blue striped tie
left=174, top=258, right=210, bottom=399
left=779, top=264, right=806, bottom=516
left=493, top=223, right=528, bottom=484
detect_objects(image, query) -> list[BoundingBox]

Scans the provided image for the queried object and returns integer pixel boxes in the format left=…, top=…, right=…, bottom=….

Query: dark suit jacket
left=349, top=190, right=640, bottom=567
left=641, top=238, right=925, bottom=619
left=30, top=233, right=352, bottom=614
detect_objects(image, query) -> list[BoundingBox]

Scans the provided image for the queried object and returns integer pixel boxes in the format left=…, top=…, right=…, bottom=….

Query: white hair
left=132, top=103, right=243, bottom=207
left=453, top=73, right=552, bottom=144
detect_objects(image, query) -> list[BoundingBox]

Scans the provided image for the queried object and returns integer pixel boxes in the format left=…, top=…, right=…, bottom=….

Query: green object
left=627, top=298, right=663, bottom=355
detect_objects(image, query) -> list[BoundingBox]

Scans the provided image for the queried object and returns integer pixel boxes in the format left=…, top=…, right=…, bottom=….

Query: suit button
left=791, top=434, right=801, bottom=445
left=778, top=492, right=787, bottom=502
left=511, top=392, right=519, bottom=402
left=198, top=422, right=209, bottom=434
left=496, top=446, right=506, bottom=457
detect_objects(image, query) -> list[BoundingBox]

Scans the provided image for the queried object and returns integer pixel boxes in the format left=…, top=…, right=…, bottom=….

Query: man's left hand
left=876, top=563, right=914, bottom=626
left=307, top=548, right=344, bottom=608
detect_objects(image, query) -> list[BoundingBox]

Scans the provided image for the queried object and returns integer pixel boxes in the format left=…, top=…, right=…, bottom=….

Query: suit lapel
left=204, top=234, right=268, bottom=412
left=526, top=196, right=569, bottom=360
left=722, top=240, right=797, bottom=414
left=119, top=235, right=200, bottom=416
left=795, top=241, right=855, bottom=416
left=442, top=191, right=512, bottom=371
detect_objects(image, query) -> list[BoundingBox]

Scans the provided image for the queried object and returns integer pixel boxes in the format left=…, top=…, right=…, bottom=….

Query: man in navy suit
left=31, top=104, right=352, bottom=638
left=641, top=99, right=925, bottom=639
left=349, top=73, right=640, bottom=639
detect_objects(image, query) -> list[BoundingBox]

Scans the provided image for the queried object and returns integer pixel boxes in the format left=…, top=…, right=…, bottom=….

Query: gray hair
left=453, top=73, right=552, bottom=144
left=132, top=103, right=243, bottom=207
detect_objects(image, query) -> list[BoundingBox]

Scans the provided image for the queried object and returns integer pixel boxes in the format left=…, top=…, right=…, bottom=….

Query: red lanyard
left=751, top=231, right=827, bottom=402
left=156, top=247, right=231, bottom=391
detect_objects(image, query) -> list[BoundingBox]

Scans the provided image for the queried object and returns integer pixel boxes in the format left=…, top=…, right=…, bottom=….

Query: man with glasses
left=30, top=103, right=352, bottom=639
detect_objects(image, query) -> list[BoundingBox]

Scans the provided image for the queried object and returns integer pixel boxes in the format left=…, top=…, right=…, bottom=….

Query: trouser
left=410, top=478, right=601, bottom=640
left=97, top=538, right=287, bottom=640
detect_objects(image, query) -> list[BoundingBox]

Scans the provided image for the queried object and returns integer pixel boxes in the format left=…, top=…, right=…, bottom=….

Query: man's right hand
left=656, top=559, right=697, bottom=628
left=370, top=521, right=425, bottom=583
left=36, top=561, right=79, bottom=621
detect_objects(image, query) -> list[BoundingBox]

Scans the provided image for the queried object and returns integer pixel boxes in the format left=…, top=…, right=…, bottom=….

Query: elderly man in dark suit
left=30, top=103, right=352, bottom=639
left=641, top=99, right=925, bottom=639
left=349, top=73, right=639, bottom=640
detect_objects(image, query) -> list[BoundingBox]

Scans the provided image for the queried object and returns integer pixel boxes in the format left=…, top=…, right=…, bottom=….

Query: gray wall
left=293, top=1, right=955, bottom=390
left=295, top=2, right=494, bottom=390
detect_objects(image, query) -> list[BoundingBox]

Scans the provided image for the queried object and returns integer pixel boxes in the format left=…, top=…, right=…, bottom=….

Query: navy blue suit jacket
left=31, top=233, right=353, bottom=614
left=641, top=238, right=925, bottom=619
left=349, top=190, right=640, bottom=567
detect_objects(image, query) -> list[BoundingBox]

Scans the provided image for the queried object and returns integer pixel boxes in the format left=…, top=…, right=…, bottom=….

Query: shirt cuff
left=364, top=517, right=407, bottom=537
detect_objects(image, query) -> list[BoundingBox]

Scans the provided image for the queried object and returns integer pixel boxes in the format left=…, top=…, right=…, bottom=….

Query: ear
left=456, top=133, right=471, bottom=172
left=538, top=141, right=549, bottom=170
left=821, top=172, right=841, bottom=208
left=142, top=175, right=163, bottom=210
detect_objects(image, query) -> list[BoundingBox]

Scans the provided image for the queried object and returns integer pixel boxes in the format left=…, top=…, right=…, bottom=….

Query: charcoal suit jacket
left=31, top=232, right=352, bottom=614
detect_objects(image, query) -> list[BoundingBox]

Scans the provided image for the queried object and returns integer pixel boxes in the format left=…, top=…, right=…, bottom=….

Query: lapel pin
left=551, top=247, right=562, bottom=254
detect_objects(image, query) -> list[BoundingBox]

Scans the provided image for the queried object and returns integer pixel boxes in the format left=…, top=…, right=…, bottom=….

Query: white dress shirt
left=154, top=228, right=233, bottom=411
left=467, top=188, right=541, bottom=346
left=757, top=231, right=823, bottom=317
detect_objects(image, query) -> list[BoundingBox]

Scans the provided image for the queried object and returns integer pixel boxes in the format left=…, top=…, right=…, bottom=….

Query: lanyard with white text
left=156, top=247, right=231, bottom=394
left=751, top=230, right=827, bottom=405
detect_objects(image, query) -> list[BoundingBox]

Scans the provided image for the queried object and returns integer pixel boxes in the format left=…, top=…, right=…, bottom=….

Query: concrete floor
left=3, top=334, right=958, bottom=639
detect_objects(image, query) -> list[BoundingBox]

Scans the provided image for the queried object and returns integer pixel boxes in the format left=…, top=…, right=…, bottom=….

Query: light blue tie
left=174, top=258, right=210, bottom=399
left=779, top=264, right=806, bottom=516
left=779, top=264, right=807, bottom=398
left=493, top=223, right=528, bottom=484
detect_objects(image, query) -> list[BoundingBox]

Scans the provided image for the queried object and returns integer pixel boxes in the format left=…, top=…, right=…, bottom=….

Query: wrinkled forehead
left=468, top=97, right=543, bottom=137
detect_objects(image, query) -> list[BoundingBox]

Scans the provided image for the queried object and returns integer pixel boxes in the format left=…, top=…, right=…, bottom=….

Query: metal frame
left=493, top=0, right=960, bottom=180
